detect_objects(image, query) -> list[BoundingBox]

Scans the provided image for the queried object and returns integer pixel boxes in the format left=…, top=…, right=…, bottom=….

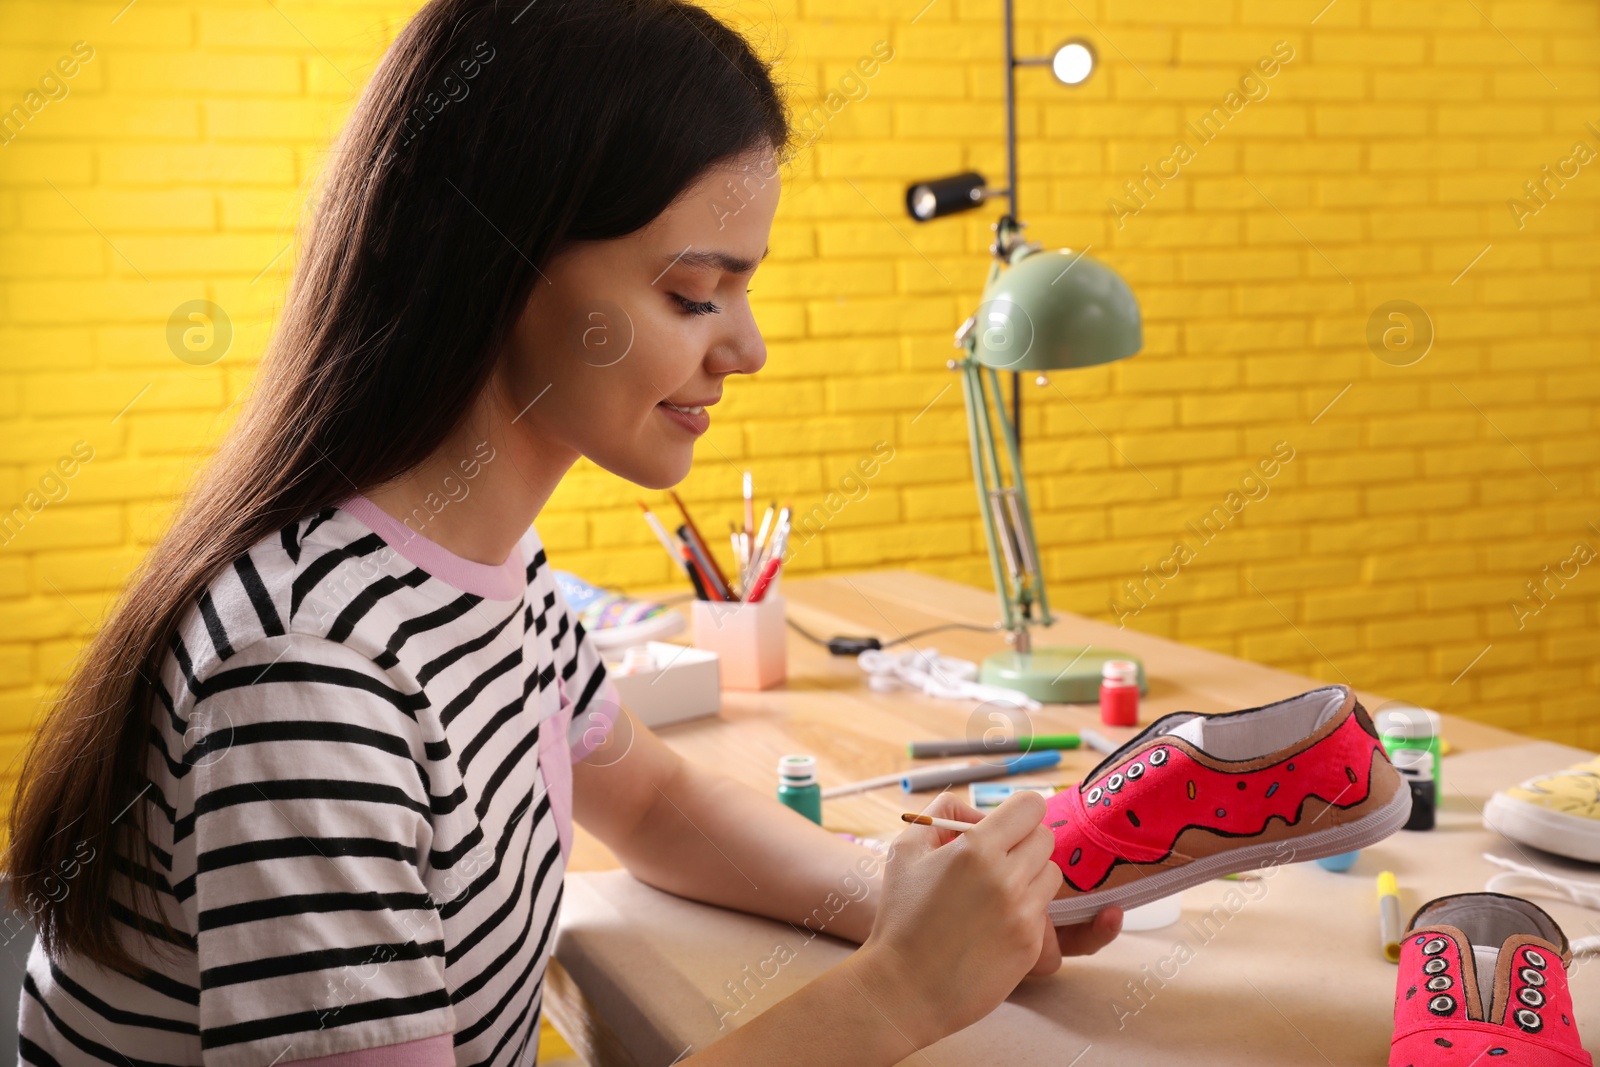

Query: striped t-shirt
left=19, top=495, right=621, bottom=1066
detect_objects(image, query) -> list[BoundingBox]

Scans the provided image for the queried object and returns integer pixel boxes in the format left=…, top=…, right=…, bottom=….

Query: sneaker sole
left=1483, top=792, right=1600, bottom=864
left=1047, top=772, right=1413, bottom=926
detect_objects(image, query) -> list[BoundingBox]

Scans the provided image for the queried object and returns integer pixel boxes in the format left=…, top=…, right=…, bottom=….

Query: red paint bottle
left=1099, top=659, right=1140, bottom=727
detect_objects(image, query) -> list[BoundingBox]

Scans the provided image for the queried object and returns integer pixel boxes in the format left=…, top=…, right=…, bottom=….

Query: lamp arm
left=959, top=355, right=1017, bottom=633
left=983, top=363, right=1054, bottom=629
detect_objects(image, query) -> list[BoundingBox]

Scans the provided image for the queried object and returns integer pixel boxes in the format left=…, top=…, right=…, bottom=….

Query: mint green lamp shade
left=961, top=244, right=1149, bottom=705
left=972, top=247, right=1143, bottom=373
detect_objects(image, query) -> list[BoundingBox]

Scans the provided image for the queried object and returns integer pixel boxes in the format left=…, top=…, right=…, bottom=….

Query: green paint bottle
left=1376, top=706, right=1442, bottom=807
left=777, top=754, right=822, bottom=825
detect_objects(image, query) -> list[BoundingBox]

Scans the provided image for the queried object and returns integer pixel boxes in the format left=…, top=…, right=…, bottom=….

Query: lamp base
left=979, top=647, right=1148, bottom=705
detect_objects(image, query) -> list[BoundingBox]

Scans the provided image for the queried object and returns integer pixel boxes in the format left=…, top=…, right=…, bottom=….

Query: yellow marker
left=1378, top=870, right=1402, bottom=963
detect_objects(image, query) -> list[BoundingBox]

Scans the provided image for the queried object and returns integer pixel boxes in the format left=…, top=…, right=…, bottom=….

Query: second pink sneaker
left=1390, top=893, right=1592, bottom=1066
left=1042, top=683, right=1411, bottom=925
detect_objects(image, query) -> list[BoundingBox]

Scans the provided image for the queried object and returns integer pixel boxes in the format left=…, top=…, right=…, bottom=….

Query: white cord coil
left=1482, top=852, right=1600, bottom=955
left=856, top=647, right=1040, bottom=710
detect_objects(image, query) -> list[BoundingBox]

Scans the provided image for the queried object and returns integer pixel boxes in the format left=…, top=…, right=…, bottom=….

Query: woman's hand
left=1026, top=900, right=1123, bottom=976
left=847, top=790, right=1121, bottom=1047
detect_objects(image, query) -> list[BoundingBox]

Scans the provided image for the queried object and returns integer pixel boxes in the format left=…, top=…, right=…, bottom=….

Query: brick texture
left=0, top=0, right=1596, bottom=806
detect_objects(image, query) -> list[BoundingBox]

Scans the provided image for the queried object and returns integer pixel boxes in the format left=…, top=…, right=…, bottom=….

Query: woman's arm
left=619, top=785, right=1093, bottom=1067
left=668, top=944, right=939, bottom=1067
left=570, top=709, right=1119, bottom=963
left=571, top=712, right=1122, bottom=1065
left=570, top=707, right=883, bottom=944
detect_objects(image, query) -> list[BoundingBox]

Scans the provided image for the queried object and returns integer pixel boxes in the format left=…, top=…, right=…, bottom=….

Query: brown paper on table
left=552, top=741, right=1600, bottom=1066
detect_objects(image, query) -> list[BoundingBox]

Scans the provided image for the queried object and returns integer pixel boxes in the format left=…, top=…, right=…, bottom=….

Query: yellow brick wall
left=1, top=0, right=1596, bottom=805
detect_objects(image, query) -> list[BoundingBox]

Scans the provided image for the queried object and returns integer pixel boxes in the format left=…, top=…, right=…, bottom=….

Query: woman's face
left=498, top=148, right=780, bottom=489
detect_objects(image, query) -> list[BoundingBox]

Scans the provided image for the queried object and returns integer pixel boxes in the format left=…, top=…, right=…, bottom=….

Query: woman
left=7, top=1, right=1120, bottom=1063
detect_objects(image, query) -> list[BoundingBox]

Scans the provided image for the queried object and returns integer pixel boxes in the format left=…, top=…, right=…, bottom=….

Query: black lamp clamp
left=990, top=214, right=1039, bottom=262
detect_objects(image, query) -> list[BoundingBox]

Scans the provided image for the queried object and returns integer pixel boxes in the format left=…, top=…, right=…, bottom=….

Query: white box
left=605, top=641, right=721, bottom=728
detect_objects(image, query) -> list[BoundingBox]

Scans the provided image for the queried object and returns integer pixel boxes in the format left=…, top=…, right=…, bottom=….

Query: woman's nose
left=735, top=331, right=767, bottom=376
left=712, top=309, right=766, bottom=377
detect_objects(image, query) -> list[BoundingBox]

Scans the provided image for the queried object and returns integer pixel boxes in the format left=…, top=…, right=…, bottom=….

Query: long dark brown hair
left=6, top=0, right=791, bottom=976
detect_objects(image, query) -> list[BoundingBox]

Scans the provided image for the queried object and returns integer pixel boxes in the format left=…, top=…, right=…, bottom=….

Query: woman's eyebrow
left=655, top=245, right=770, bottom=277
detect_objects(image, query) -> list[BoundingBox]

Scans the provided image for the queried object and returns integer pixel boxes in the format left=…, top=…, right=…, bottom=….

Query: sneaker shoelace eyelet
left=1082, top=748, right=1170, bottom=811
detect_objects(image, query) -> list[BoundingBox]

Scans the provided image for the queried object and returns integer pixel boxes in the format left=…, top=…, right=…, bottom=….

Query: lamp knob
left=946, top=359, right=959, bottom=371
left=1034, top=374, right=1050, bottom=386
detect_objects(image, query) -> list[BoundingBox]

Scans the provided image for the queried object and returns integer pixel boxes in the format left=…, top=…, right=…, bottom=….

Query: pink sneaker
left=1390, top=893, right=1593, bottom=1066
left=1042, top=683, right=1411, bottom=925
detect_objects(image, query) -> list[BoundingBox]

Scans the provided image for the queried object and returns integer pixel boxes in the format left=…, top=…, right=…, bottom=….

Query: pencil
left=769, top=505, right=792, bottom=561
left=729, top=524, right=744, bottom=594
left=746, top=556, right=781, bottom=602
left=669, top=490, right=733, bottom=598
left=741, top=503, right=775, bottom=596
left=677, top=525, right=726, bottom=602
left=900, top=813, right=978, bottom=833
left=682, top=517, right=730, bottom=599
left=743, top=471, right=754, bottom=544
left=638, top=501, right=687, bottom=573
left=755, top=502, right=774, bottom=555
left=679, top=544, right=710, bottom=599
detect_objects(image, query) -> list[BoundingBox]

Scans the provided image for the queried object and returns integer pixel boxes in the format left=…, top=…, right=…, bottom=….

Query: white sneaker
left=1484, top=756, right=1600, bottom=864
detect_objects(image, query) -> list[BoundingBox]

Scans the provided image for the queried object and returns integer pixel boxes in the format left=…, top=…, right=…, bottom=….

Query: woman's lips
left=657, top=400, right=710, bottom=436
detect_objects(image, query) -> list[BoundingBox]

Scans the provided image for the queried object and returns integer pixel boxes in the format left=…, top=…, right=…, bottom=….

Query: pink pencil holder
left=691, top=595, right=787, bottom=691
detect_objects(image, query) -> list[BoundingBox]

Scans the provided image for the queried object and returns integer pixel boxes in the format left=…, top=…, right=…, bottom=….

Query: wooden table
left=548, top=570, right=1589, bottom=1066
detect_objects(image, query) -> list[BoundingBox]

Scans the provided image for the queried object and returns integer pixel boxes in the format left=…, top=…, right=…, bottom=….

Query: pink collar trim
left=336, top=495, right=526, bottom=602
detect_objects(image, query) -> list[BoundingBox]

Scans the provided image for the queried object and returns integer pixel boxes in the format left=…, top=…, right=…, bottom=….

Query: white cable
left=1481, top=854, right=1600, bottom=957
left=857, top=647, right=1040, bottom=710
left=1482, top=852, right=1600, bottom=912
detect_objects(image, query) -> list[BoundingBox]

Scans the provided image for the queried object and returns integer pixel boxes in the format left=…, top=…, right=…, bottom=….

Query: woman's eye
left=675, top=295, right=720, bottom=316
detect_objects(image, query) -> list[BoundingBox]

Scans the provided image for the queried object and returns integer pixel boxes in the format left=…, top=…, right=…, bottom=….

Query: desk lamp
left=903, top=21, right=1149, bottom=704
